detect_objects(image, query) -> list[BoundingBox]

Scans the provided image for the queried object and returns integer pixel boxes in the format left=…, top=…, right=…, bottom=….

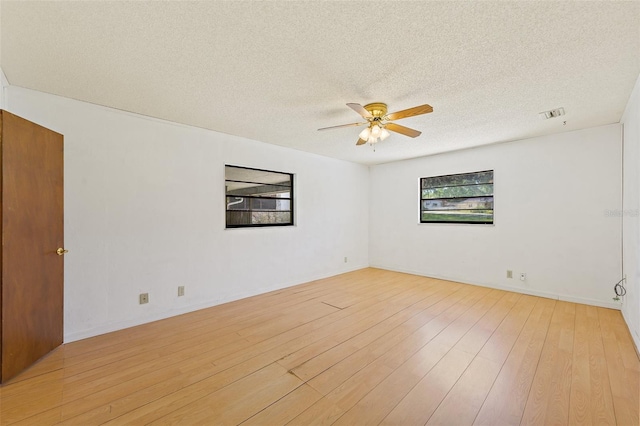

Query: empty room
left=0, top=1, right=639, bottom=425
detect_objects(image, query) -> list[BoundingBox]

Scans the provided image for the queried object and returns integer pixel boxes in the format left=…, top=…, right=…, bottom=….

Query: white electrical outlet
left=507, top=270, right=513, bottom=279
left=344, top=257, right=348, bottom=263
left=178, top=286, right=185, bottom=297
left=139, top=293, right=149, bottom=304
left=520, top=273, right=526, bottom=281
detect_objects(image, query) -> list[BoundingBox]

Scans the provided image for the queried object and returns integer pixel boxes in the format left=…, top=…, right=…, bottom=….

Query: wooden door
left=1, top=110, right=64, bottom=383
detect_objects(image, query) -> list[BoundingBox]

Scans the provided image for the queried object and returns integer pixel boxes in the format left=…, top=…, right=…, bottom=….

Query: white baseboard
left=66, top=262, right=624, bottom=343
left=370, top=264, right=624, bottom=310
left=621, top=309, right=640, bottom=358
left=63, top=263, right=368, bottom=343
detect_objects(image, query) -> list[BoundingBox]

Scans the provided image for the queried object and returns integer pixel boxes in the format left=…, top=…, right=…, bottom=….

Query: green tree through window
left=420, top=170, right=493, bottom=224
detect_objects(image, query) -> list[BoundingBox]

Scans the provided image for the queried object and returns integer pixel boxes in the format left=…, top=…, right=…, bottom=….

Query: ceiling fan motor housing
left=364, top=103, right=388, bottom=119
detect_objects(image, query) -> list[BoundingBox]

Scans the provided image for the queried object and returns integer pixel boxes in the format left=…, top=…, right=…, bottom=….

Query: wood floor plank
left=319, top=284, right=493, bottom=414
left=59, top=275, right=445, bottom=425
left=569, top=304, right=618, bottom=425
left=585, top=306, right=620, bottom=425
left=331, top=341, right=452, bottom=425
left=61, top=268, right=381, bottom=364
left=568, top=303, right=595, bottom=424
left=145, top=362, right=302, bottom=425
left=424, top=291, right=529, bottom=425
left=241, top=384, right=323, bottom=426
left=277, top=275, right=441, bottom=372
left=64, top=289, right=426, bottom=424
left=598, top=308, right=640, bottom=426
left=307, top=288, right=502, bottom=396
left=286, top=395, right=345, bottom=426
left=426, top=355, right=502, bottom=426
left=607, top=311, right=640, bottom=372
left=1, top=268, right=637, bottom=426
left=58, top=302, right=337, bottom=415
left=521, top=301, right=575, bottom=425
left=60, top=306, right=399, bottom=422
left=473, top=298, right=556, bottom=425
left=454, top=291, right=522, bottom=356
left=13, top=273, right=413, bottom=424
left=380, top=348, right=475, bottom=425
left=0, top=370, right=65, bottom=424
left=288, top=284, right=483, bottom=383
left=55, top=280, right=352, bottom=380
left=474, top=294, right=539, bottom=365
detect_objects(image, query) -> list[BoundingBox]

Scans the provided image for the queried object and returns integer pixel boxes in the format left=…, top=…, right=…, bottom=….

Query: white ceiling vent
left=539, top=107, right=566, bottom=120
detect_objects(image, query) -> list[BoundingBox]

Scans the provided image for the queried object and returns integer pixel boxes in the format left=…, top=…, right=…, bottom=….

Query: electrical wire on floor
left=613, top=277, right=627, bottom=301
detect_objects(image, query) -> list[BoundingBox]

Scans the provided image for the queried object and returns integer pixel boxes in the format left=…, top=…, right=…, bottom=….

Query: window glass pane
left=420, top=170, right=493, bottom=224
left=225, top=165, right=293, bottom=227
left=250, top=198, right=290, bottom=211
left=226, top=196, right=249, bottom=210
left=422, top=197, right=493, bottom=211
left=251, top=211, right=291, bottom=224
left=421, top=210, right=493, bottom=223
left=226, top=211, right=252, bottom=226
left=421, top=171, right=493, bottom=189
left=226, top=182, right=292, bottom=197
left=422, top=183, right=493, bottom=199
left=226, top=166, right=291, bottom=187
left=276, top=199, right=290, bottom=211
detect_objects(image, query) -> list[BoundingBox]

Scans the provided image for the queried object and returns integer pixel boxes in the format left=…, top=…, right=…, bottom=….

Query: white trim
left=371, top=264, right=624, bottom=310
left=622, top=308, right=640, bottom=357
left=63, top=263, right=368, bottom=343
left=0, top=68, right=8, bottom=109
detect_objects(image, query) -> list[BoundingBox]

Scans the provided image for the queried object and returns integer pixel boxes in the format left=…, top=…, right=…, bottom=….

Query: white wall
left=0, top=69, right=7, bottom=109
left=5, top=86, right=370, bottom=342
left=370, top=125, right=623, bottom=308
left=4, top=81, right=634, bottom=343
left=622, top=73, right=640, bottom=351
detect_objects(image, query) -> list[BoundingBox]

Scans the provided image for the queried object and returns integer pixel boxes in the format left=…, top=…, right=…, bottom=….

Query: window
left=420, top=170, right=493, bottom=224
left=225, top=165, right=293, bottom=228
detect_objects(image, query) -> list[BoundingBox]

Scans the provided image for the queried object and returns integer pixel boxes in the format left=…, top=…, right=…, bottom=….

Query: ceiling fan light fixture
left=319, top=101, right=433, bottom=147
left=359, top=127, right=371, bottom=140
left=371, top=124, right=382, bottom=138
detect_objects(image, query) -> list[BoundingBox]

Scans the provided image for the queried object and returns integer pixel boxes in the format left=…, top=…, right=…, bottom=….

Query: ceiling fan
left=318, top=102, right=433, bottom=145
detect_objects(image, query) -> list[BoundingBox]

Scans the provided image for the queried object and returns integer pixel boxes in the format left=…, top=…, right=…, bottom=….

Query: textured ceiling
left=1, top=1, right=639, bottom=165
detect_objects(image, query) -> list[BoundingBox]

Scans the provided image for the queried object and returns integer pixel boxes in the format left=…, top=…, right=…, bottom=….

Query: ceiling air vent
left=539, top=107, right=565, bottom=120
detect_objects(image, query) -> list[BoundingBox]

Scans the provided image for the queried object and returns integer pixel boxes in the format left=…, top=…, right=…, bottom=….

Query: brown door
left=1, top=110, right=64, bottom=383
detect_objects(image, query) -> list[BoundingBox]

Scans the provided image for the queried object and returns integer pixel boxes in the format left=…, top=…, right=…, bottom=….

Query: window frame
left=419, top=170, right=494, bottom=225
left=225, top=165, right=294, bottom=229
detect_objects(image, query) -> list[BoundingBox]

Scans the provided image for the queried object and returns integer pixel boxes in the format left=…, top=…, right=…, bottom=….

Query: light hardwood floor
left=1, top=268, right=638, bottom=425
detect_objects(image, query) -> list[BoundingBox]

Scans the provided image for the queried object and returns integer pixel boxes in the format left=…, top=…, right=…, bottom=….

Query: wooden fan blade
left=386, top=122, right=422, bottom=138
left=385, top=104, right=433, bottom=121
left=356, top=138, right=367, bottom=146
left=318, top=122, right=367, bottom=131
left=347, top=103, right=373, bottom=118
